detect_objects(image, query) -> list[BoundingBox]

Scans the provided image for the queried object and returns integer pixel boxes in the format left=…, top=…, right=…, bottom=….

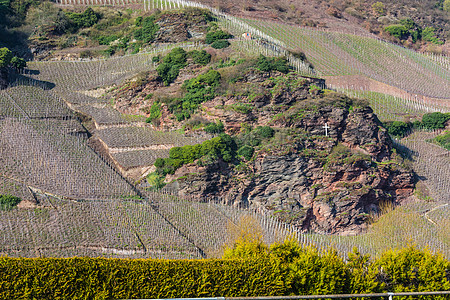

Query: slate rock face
left=110, top=67, right=415, bottom=235
left=155, top=12, right=208, bottom=43
left=168, top=104, right=415, bottom=235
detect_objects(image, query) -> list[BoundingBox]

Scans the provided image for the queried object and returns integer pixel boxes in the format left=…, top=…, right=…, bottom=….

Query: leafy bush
left=145, top=102, right=161, bottom=125
left=372, top=1, right=385, bottom=16
left=346, top=248, right=383, bottom=294
left=211, top=39, right=230, bottom=49
left=399, top=18, right=421, bottom=42
left=156, top=48, right=187, bottom=85
left=384, top=24, right=408, bottom=40
left=0, top=194, right=21, bottom=210
left=170, top=133, right=236, bottom=164
left=235, top=126, right=275, bottom=149
left=164, top=47, right=188, bottom=66
left=205, top=29, right=232, bottom=44
left=223, top=215, right=268, bottom=259
left=167, top=69, right=221, bottom=119
left=384, top=121, right=410, bottom=137
left=155, top=133, right=237, bottom=175
left=253, top=126, right=275, bottom=139
left=421, top=112, right=450, bottom=129
left=204, top=120, right=224, bottom=134
left=434, top=131, right=450, bottom=150
left=8, top=0, right=40, bottom=21
left=445, top=0, right=450, bottom=11
left=146, top=172, right=166, bottom=190
left=256, top=55, right=289, bottom=73
left=237, top=145, right=254, bottom=160
left=290, top=248, right=349, bottom=295
left=375, top=247, right=450, bottom=294
left=96, top=34, right=118, bottom=45
left=0, top=47, right=12, bottom=67
left=133, top=15, right=159, bottom=43
left=422, top=27, right=443, bottom=44
left=189, top=50, right=211, bottom=65
left=65, top=7, right=99, bottom=30
left=156, top=63, right=179, bottom=86
left=10, top=56, right=26, bottom=70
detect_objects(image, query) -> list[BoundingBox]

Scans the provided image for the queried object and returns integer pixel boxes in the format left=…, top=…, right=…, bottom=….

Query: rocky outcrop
left=112, top=74, right=164, bottom=116
left=155, top=11, right=209, bottom=43
left=168, top=102, right=415, bottom=235
left=109, top=67, right=415, bottom=235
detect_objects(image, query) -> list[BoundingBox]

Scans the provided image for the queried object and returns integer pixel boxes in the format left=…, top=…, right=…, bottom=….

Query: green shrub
left=168, top=69, right=221, bottom=119
left=133, top=15, right=159, bottom=43
left=145, top=102, right=162, bottom=124
left=65, top=7, right=99, bottom=30
left=256, top=55, right=289, bottom=73
left=444, top=0, right=450, bottom=11
left=96, top=34, right=118, bottom=45
left=189, top=49, right=211, bottom=65
left=10, top=56, right=26, bottom=70
left=421, top=112, right=450, bottom=129
left=290, top=248, right=349, bottom=295
left=0, top=47, right=12, bottom=67
left=155, top=134, right=236, bottom=175
left=399, top=18, right=422, bottom=42
left=104, top=46, right=115, bottom=56
left=384, top=121, right=410, bottom=137
left=164, top=47, right=187, bottom=66
left=422, top=27, right=444, bottom=45
left=135, top=16, right=142, bottom=26
left=372, top=1, right=385, bottom=16
left=254, top=126, right=275, bottom=139
left=346, top=248, right=383, bottom=294
left=434, top=131, right=450, bottom=150
left=235, top=126, right=275, bottom=149
left=0, top=194, right=21, bottom=210
left=211, top=39, right=230, bottom=49
left=157, top=63, right=179, bottom=85
left=156, top=48, right=188, bottom=85
left=0, top=243, right=449, bottom=298
left=146, top=172, right=166, bottom=189
left=375, top=247, right=450, bottom=294
left=205, top=29, right=232, bottom=44
left=384, top=24, right=408, bottom=39
left=204, top=120, right=224, bottom=134
left=237, top=145, right=254, bottom=160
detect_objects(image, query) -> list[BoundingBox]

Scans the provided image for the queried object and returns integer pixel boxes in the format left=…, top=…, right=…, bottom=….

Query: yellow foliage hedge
left=0, top=257, right=287, bottom=300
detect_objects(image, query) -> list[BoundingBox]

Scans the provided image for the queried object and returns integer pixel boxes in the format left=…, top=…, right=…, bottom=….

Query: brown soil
left=17, top=200, right=38, bottom=209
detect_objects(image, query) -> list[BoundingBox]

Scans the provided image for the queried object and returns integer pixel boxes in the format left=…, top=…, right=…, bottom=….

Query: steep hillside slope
left=195, top=0, right=449, bottom=53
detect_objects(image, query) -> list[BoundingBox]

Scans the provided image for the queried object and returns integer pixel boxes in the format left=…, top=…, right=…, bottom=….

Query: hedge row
left=1, top=245, right=449, bottom=299
left=1, top=247, right=449, bottom=299
left=0, top=258, right=286, bottom=299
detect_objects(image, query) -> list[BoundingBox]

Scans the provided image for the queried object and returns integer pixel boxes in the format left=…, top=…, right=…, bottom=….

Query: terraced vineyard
left=0, top=117, right=137, bottom=199
left=327, top=88, right=450, bottom=122
left=241, top=19, right=450, bottom=100
left=395, top=131, right=450, bottom=203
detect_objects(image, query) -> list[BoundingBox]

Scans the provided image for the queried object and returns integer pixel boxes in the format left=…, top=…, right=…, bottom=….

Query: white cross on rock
left=323, top=123, right=330, bottom=136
